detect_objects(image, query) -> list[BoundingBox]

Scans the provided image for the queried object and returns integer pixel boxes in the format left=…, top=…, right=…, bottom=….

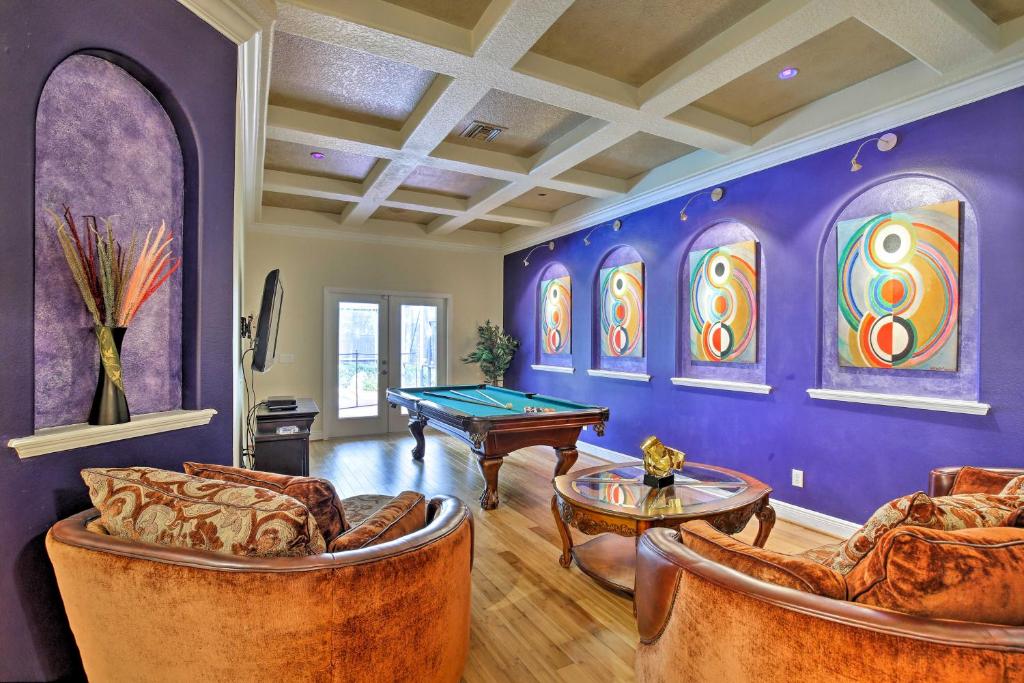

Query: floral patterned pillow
left=1001, top=475, right=1024, bottom=497
left=82, top=466, right=326, bottom=557
left=806, top=491, right=1023, bottom=575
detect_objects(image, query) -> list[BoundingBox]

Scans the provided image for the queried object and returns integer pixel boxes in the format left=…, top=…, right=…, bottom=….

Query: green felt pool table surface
left=394, top=385, right=598, bottom=417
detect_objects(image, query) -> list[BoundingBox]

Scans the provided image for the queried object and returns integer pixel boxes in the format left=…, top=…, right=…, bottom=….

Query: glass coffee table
left=551, top=461, right=775, bottom=595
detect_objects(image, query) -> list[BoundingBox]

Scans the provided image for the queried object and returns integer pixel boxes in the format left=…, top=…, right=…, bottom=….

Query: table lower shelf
left=571, top=534, right=636, bottom=596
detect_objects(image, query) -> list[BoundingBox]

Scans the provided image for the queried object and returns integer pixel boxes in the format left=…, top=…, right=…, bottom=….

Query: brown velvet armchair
left=47, top=495, right=473, bottom=683
left=634, top=467, right=1024, bottom=683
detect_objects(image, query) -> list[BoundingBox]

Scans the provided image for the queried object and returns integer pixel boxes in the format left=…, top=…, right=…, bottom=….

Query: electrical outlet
left=582, top=425, right=588, bottom=431
left=279, top=353, right=295, bottom=364
left=791, top=469, right=804, bottom=488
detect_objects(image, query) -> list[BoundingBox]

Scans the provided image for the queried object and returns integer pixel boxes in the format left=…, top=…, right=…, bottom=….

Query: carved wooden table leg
left=553, top=446, right=579, bottom=478
left=551, top=495, right=574, bottom=568
left=476, top=454, right=504, bottom=510
left=753, top=502, right=776, bottom=548
left=408, top=416, right=427, bottom=460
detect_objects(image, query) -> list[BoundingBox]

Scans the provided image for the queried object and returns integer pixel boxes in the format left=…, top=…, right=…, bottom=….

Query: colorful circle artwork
left=600, top=261, right=644, bottom=358
left=540, top=275, right=571, bottom=355
left=837, top=200, right=960, bottom=370
left=689, top=240, right=758, bottom=363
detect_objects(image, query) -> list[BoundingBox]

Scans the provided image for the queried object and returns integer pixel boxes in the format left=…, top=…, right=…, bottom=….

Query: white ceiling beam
left=485, top=205, right=552, bottom=228
left=263, top=169, right=363, bottom=202
left=548, top=170, right=628, bottom=198
left=385, top=189, right=466, bottom=214
left=854, top=0, right=998, bottom=74
left=267, top=105, right=402, bottom=156
left=639, top=0, right=849, bottom=117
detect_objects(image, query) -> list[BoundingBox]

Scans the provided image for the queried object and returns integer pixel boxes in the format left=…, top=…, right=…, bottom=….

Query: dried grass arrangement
left=47, top=206, right=182, bottom=425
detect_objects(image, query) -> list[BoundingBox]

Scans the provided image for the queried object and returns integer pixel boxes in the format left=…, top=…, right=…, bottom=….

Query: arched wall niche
left=677, top=220, right=766, bottom=385
left=536, top=261, right=572, bottom=367
left=33, top=51, right=197, bottom=428
left=592, top=244, right=646, bottom=373
left=816, top=173, right=979, bottom=399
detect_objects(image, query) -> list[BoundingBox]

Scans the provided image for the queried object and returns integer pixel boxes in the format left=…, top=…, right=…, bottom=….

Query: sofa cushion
left=329, top=491, right=426, bottom=552
left=679, top=520, right=847, bottom=599
left=846, top=526, right=1024, bottom=625
left=951, top=466, right=1021, bottom=495
left=82, top=466, right=326, bottom=557
left=183, top=462, right=347, bottom=541
left=341, top=493, right=395, bottom=528
left=808, top=491, right=1023, bottom=575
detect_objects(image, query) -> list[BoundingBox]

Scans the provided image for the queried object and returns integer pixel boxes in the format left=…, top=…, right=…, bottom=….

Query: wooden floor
left=311, top=430, right=840, bottom=683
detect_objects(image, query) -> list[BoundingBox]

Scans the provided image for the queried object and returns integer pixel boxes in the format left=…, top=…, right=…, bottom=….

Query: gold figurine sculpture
left=641, top=436, right=686, bottom=488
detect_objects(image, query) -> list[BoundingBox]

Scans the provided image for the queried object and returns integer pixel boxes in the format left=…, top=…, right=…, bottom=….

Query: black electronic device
left=252, top=269, right=284, bottom=372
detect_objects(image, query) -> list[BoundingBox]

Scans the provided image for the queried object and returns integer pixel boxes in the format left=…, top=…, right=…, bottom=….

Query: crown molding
left=178, top=0, right=274, bottom=44
left=502, top=54, right=1024, bottom=254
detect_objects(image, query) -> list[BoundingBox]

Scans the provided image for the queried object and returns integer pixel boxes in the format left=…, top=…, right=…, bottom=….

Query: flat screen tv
left=252, top=269, right=283, bottom=372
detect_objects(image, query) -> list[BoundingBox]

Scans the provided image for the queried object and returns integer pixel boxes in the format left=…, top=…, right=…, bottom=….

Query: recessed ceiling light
left=310, top=151, right=325, bottom=159
left=537, top=192, right=547, bottom=197
left=777, top=66, right=799, bottom=80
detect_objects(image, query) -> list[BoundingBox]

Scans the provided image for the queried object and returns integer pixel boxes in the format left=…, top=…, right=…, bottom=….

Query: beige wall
left=244, top=229, right=503, bottom=436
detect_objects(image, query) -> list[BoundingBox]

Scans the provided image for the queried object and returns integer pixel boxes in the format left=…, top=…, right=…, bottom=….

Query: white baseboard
left=310, top=429, right=324, bottom=441
left=575, top=440, right=857, bottom=540
left=770, top=499, right=859, bottom=539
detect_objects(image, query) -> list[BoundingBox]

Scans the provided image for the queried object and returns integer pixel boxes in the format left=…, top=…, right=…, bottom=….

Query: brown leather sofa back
left=47, top=495, right=473, bottom=683
left=635, top=528, right=1024, bottom=683
left=930, top=466, right=1024, bottom=497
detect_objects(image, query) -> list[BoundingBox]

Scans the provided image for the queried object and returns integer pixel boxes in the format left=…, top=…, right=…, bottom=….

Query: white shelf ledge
left=806, top=389, right=989, bottom=415
left=587, top=369, right=651, bottom=382
left=7, top=408, right=218, bottom=459
left=670, top=377, right=772, bottom=394
left=531, top=364, right=575, bottom=374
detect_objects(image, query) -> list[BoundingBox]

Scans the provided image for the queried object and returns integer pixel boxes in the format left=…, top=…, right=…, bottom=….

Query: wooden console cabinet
left=254, top=398, right=319, bottom=476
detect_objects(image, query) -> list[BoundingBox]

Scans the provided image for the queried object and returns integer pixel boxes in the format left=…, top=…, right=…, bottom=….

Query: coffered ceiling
left=258, top=0, right=1024, bottom=247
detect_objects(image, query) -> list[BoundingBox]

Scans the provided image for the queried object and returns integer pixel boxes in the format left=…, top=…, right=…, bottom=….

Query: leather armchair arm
left=49, top=494, right=472, bottom=572
left=930, top=467, right=1024, bottom=497
left=636, top=527, right=1024, bottom=650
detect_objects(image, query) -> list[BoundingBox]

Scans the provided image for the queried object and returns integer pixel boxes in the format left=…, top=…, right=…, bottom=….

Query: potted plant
left=461, top=321, right=519, bottom=386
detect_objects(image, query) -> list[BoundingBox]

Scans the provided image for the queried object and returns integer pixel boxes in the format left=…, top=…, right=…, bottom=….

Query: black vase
left=89, top=325, right=130, bottom=426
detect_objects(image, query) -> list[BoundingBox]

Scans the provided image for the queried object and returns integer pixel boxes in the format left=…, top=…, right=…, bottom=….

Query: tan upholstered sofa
left=47, top=494, right=473, bottom=682
left=634, top=467, right=1024, bottom=683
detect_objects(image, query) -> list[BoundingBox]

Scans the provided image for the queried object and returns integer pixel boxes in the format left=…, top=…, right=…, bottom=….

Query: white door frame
left=323, top=287, right=451, bottom=439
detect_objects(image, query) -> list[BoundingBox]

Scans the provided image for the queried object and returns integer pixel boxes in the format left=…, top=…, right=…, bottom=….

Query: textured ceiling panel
left=371, top=206, right=443, bottom=224
left=446, top=89, right=590, bottom=157
left=972, top=0, right=1024, bottom=23
left=265, top=140, right=377, bottom=181
left=529, top=0, right=771, bottom=86
left=576, top=132, right=697, bottom=179
left=687, top=19, right=914, bottom=127
left=270, top=31, right=436, bottom=129
left=381, top=0, right=491, bottom=28
left=263, top=191, right=347, bottom=213
left=507, top=187, right=586, bottom=212
left=400, top=165, right=494, bottom=198
left=463, top=219, right=518, bottom=234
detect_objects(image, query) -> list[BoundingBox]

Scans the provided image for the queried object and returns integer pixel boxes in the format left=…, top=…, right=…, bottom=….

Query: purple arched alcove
left=34, top=53, right=184, bottom=428
left=816, top=174, right=979, bottom=399
left=593, top=244, right=646, bottom=373
left=536, top=261, right=573, bottom=368
left=678, top=220, right=766, bottom=385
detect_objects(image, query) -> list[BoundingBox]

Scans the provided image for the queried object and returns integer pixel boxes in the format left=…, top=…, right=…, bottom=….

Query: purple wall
left=504, top=87, right=1024, bottom=525
left=35, top=54, right=184, bottom=429
left=0, top=1, right=236, bottom=680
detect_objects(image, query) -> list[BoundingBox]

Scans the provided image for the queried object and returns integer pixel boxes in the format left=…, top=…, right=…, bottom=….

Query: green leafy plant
left=461, top=320, right=520, bottom=385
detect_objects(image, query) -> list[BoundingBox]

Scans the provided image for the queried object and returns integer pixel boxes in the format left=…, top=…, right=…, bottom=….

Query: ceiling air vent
left=460, top=120, right=506, bottom=143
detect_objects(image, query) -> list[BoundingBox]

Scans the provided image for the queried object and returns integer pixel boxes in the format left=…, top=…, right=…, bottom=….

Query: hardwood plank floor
left=311, top=430, right=840, bottom=683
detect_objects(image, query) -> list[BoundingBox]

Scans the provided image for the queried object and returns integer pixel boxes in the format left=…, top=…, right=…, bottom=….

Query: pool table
left=386, top=384, right=609, bottom=510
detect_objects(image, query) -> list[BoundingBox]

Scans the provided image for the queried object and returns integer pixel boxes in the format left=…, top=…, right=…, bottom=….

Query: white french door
left=324, top=290, right=447, bottom=438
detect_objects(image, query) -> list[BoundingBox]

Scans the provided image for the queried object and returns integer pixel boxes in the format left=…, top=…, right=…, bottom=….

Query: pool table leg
left=554, top=446, right=579, bottom=478
left=408, top=416, right=427, bottom=460
left=476, top=454, right=503, bottom=510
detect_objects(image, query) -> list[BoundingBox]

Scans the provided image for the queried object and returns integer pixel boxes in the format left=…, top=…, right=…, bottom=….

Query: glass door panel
left=389, top=297, right=446, bottom=431
left=324, top=292, right=388, bottom=437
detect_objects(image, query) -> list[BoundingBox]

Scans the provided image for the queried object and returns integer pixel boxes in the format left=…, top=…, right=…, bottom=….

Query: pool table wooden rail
left=386, top=385, right=609, bottom=509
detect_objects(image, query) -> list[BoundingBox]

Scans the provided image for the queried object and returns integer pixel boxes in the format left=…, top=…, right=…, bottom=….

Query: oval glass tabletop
left=567, top=463, right=751, bottom=519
